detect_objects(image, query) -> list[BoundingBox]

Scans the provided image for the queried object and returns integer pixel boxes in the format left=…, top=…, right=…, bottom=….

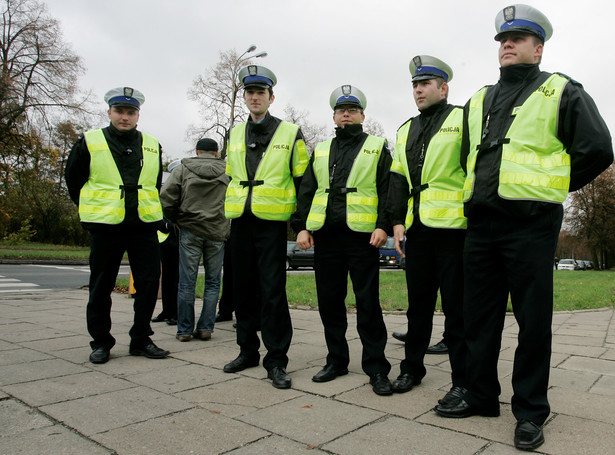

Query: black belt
left=410, top=183, right=429, bottom=197
left=239, top=180, right=264, bottom=188
left=476, top=138, right=510, bottom=152
left=119, top=184, right=142, bottom=198
left=325, top=187, right=357, bottom=194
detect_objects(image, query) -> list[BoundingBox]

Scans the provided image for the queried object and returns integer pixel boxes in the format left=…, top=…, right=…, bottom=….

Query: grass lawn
left=117, top=269, right=614, bottom=313
left=0, top=241, right=90, bottom=260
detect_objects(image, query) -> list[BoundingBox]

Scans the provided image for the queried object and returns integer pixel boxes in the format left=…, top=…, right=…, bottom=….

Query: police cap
left=104, top=87, right=145, bottom=110
left=409, top=55, right=453, bottom=82
left=494, top=4, right=553, bottom=42
left=238, top=65, right=277, bottom=89
left=329, top=85, right=367, bottom=110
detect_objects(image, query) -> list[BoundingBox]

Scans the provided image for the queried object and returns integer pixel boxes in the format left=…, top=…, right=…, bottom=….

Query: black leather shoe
left=223, top=354, right=259, bottom=373
left=129, top=343, right=170, bottom=359
left=369, top=372, right=393, bottom=396
left=215, top=313, right=233, bottom=322
left=514, top=419, right=544, bottom=451
left=268, top=366, right=292, bottom=389
left=151, top=314, right=168, bottom=323
left=438, top=386, right=467, bottom=406
left=392, top=373, right=421, bottom=393
left=312, top=364, right=349, bottom=383
left=392, top=331, right=407, bottom=342
left=89, top=347, right=110, bottom=364
left=434, top=399, right=499, bottom=418
left=166, top=318, right=177, bottom=326
left=426, top=339, right=448, bottom=354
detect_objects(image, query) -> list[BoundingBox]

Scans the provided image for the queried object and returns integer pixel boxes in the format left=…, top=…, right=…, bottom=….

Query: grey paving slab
left=0, top=288, right=613, bottom=454
left=0, top=358, right=89, bottom=386
left=0, top=399, right=54, bottom=437
left=125, top=362, right=230, bottom=393
left=226, top=434, right=329, bottom=454
left=237, top=395, right=384, bottom=446
left=3, top=371, right=136, bottom=407
left=540, top=414, right=615, bottom=455
left=176, top=376, right=305, bottom=418
left=93, top=407, right=269, bottom=455
left=0, top=425, right=113, bottom=455
left=0, top=346, right=52, bottom=365
left=323, top=416, right=489, bottom=455
left=558, top=355, right=615, bottom=376
left=549, top=386, right=615, bottom=424
left=40, top=387, right=193, bottom=435
left=589, top=374, right=615, bottom=396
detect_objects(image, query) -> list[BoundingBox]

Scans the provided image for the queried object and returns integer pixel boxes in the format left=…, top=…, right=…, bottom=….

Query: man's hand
left=393, top=224, right=405, bottom=257
left=369, top=228, right=388, bottom=248
left=296, top=230, right=314, bottom=250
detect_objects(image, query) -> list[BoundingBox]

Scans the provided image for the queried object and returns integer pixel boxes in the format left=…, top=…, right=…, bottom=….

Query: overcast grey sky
left=45, top=0, right=613, bottom=160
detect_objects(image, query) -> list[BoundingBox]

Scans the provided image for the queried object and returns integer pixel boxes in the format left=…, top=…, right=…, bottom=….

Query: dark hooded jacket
left=160, top=155, right=230, bottom=241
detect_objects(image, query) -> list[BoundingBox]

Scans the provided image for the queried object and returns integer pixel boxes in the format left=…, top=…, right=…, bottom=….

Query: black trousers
left=401, top=226, right=466, bottom=386
left=313, top=226, right=390, bottom=377
left=159, top=230, right=179, bottom=319
left=462, top=206, right=563, bottom=425
left=230, top=214, right=291, bottom=370
left=87, top=227, right=160, bottom=350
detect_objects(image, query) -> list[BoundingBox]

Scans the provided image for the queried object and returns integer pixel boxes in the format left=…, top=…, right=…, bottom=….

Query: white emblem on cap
left=504, top=6, right=515, bottom=22
left=248, top=65, right=257, bottom=76
left=124, top=87, right=134, bottom=97
left=342, top=85, right=351, bottom=96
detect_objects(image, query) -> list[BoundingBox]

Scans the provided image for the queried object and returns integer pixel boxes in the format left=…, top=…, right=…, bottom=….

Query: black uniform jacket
left=388, top=100, right=459, bottom=229
left=461, top=63, right=613, bottom=219
left=64, top=123, right=163, bottom=231
left=292, top=123, right=392, bottom=234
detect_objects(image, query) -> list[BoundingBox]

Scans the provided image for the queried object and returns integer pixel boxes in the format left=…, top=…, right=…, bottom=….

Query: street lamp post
left=222, top=45, right=267, bottom=159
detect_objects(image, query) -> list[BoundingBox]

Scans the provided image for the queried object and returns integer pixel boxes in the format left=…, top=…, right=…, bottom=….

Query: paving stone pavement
left=0, top=288, right=614, bottom=454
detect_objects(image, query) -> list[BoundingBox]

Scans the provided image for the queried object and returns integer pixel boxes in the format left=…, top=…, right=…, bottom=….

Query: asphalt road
left=0, top=264, right=130, bottom=293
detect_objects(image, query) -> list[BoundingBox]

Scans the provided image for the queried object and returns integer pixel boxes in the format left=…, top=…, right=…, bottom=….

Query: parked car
left=575, top=259, right=587, bottom=270
left=584, top=260, right=594, bottom=270
left=379, top=236, right=404, bottom=268
left=557, top=258, right=579, bottom=271
left=286, top=242, right=314, bottom=270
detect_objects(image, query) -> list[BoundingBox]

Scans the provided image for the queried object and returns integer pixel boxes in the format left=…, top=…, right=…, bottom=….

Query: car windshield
left=560, top=259, right=574, bottom=264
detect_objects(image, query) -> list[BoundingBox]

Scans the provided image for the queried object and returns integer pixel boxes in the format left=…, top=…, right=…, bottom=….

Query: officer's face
left=413, top=79, right=447, bottom=111
left=108, top=106, right=139, bottom=131
left=243, top=87, right=274, bottom=120
left=333, top=105, right=365, bottom=128
left=498, top=32, right=543, bottom=67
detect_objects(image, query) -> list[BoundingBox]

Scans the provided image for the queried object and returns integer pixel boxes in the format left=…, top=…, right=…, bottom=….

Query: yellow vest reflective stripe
left=465, top=74, right=570, bottom=203
left=79, top=129, right=163, bottom=224
left=307, top=135, right=385, bottom=233
left=225, top=121, right=301, bottom=221
left=392, top=108, right=466, bottom=230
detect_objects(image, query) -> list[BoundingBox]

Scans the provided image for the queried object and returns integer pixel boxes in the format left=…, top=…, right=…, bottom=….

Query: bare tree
left=566, top=164, right=615, bottom=269
left=283, top=104, right=329, bottom=153
left=0, top=0, right=92, bottom=142
left=187, top=46, right=266, bottom=158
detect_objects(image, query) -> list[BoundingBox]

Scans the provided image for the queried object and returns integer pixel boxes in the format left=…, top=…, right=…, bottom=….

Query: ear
left=534, top=42, right=544, bottom=61
left=269, top=93, right=275, bottom=104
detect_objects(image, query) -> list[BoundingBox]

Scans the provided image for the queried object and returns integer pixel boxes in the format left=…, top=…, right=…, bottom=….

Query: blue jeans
left=177, top=228, right=224, bottom=336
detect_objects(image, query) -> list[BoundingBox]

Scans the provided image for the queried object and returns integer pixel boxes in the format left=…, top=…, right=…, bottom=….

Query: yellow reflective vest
left=79, top=129, right=163, bottom=224
left=225, top=120, right=308, bottom=221
left=307, top=135, right=385, bottom=233
left=464, top=73, right=570, bottom=204
left=391, top=107, right=466, bottom=230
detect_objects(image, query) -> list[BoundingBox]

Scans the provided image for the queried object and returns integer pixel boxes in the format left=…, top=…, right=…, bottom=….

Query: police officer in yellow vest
left=293, top=85, right=394, bottom=396
left=433, top=5, right=613, bottom=451
left=223, top=66, right=309, bottom=389
left=65, top=87, right=170, bottom=364
left=387, top=56, right=468, bottom=403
